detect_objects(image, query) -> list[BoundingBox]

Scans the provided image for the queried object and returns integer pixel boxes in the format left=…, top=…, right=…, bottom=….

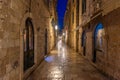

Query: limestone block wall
left=68, top=0, right=77, bottom=51
left=68, top=0, right=120, bottom=79
left=102, top=0, right=120, bottom=15
left=0, top=0, right=54, bottom=80
left=31, top=0, right=50, bottom=63
left=85, top=7, right=120, bottom=80
left=0, top=0, right=28, bottom=80
left=79, top=0, right=120, bottom=79
left=103, top=7, right=120, bottom=79
left=86, top=32, right=93, bottom=60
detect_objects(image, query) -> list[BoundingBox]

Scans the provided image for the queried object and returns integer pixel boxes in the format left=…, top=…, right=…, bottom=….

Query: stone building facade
left=0, top=0, right=57, bottom=80
left=80, top=0, right=120, bottom=79
left=65, top=0, right=120, bottom=79
left=65, top=0, right=77, bottom=51
left=64, top=0, right=83, bottom=53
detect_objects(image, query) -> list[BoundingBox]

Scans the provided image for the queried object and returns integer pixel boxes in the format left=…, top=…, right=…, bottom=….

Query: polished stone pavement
left=27, top=40, right=109, bottom=80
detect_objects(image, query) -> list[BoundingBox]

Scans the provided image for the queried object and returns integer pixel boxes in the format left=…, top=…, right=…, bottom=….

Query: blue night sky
left=57, top=0, right=68, bottom=31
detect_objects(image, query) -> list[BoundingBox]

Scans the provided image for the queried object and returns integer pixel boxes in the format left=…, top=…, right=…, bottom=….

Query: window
left=76, top=0, right=79, bottom=26
left=82, top=0, right=86, bottom=14
left=77, top=0, right=79, bottom=13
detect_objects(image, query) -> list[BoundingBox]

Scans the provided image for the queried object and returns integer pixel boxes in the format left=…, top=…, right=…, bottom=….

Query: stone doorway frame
left=20, top=13, right=37, bottom=80
left=24, top=17, right=34, bottom=71
left=92, top=23, right=104, bottom=62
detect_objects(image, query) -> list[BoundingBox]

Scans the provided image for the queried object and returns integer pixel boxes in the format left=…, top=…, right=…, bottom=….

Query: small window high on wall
left=82, top=0, right=86, bottom=14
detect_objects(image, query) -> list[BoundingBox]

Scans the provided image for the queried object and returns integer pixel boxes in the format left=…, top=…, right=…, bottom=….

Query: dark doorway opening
left=23, top=18, right=34, bottom=71
left=45, top=29, right=48, bottom=56
left=81, top=31, right=86, bottom=56
left=76, top=30, right=79, bottom=52
left=93, top=23, right=103, bottom=62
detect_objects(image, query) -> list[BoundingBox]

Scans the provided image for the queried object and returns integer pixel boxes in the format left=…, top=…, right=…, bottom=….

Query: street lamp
left=63, top=32, right=65, bottom=36
left=55, top=25, right=58, bottom=45
left=55, top=25, right=58, bottom=36
left=55, top=25, right=58, bottom=30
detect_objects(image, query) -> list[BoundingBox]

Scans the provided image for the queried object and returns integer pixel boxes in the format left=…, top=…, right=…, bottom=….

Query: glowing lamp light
left=55, top=25, right=58, bottom=30
left=63, top=32, right=65, bottom=36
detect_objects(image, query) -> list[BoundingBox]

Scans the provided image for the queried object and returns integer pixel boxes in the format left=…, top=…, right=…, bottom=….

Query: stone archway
left=93, top=23, right=104, bottom=62
left=23, top=18, right=34, bottom=71
left=19, top=13, right=37, bottom=80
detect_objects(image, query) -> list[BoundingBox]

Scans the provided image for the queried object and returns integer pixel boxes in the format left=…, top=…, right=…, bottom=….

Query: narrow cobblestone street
left=27, top=40, right=109, bottom=80
left=0, top=0, right=120, bottom=80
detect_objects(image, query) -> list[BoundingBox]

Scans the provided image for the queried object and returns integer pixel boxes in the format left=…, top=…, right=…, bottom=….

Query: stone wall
left=66, top=0, right=120, bottom=79
left=103, top=7, right=120, bottom=79
left=67, top=0, right=77, bottom=51
left=79, top=0, right=120, bottom=79
left=85, top=7, right=120, bottom=80
left=102, top=0, right=120, bottom=15
left=0, top=0, right=55, bottom=80
left=0, top=0, right=28, bottom=80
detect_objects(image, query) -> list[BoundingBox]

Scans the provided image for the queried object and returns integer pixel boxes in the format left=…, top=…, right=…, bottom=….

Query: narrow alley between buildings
left=27, top=40, right=109, bottom=80
left=0, top=0, right=120, bottom=80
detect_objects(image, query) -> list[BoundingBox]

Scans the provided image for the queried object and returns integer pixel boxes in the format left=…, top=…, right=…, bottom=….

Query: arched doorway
left=81, top=31, right=86, bottom=56
left=23, top=18, right=34, bottom=71
left=93, top=23, right=104, bottom=62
